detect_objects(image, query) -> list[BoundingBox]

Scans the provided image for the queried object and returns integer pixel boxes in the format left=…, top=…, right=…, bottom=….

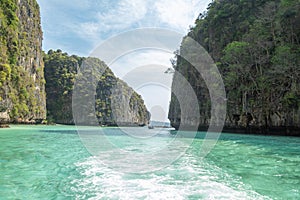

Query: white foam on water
left=71, top=155, right=271, bottom=200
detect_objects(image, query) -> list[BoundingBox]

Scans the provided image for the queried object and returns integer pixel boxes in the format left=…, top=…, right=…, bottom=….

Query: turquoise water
left=0, top=125, right=299, bottom=199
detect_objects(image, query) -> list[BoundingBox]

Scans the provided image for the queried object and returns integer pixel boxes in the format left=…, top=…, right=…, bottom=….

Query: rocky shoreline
left=0, top=122, right=147, bottom=128
left=2, top=121, right=299, bottom=137
left=171, top=123, right=300, bottom=137
left=0, top=118, right=47, bottom=128
left=0, top=124, right=9, bottom=128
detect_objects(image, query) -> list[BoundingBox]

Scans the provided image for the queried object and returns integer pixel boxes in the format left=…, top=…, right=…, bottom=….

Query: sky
left=37, top=0, right=211, bottom=122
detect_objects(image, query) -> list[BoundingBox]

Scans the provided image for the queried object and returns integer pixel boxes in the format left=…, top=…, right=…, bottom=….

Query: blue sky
left=37, top=0, right=211, bottom=56
left=37, top=0, right=211, bottom=121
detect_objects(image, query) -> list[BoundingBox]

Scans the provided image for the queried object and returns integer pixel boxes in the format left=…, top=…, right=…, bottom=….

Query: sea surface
left=0, top=125, right=299, bottom=199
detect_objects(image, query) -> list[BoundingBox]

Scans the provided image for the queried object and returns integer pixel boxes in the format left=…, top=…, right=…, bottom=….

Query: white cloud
left=109, top=50, right=173, bottom=78
left=154, top=0, right=208, bottom=31
left=38, top=0, right=210, bottom=55
left=77, top=0, right=148, bottom=41
left=78, top=22, right=101, bottom=40
left=109, top=50, right=174, bottom=118
left=95, top=0, right=147, bottom=30
left=76, top=0, right=210, bottom=43
left=39, top=0, right=92, bottom=11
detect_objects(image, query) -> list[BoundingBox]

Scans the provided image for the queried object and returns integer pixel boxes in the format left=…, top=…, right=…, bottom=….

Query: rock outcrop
left=44, top=50, right=150, bottom=126
left=169, top=0, right=300, bottom=136
left=0, top=0, right=46, bottom=124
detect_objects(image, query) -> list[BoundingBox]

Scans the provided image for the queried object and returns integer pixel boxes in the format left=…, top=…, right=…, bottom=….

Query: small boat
left=148, top=125, right=154, bottom=129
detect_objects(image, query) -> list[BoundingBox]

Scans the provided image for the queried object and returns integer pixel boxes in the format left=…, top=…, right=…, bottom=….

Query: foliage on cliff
left=0, top=0, right=46, bottom=122
left=169, top=0, right=300, bottom=130
left=44, top=50, right=150, bottom=125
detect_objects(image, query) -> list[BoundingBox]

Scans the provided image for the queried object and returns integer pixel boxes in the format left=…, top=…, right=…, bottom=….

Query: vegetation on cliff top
left=169, top=0, right=300, bottom=131
left=0, top=0, right=46, bottom=122
left=44, top=50, right=150, bottom=126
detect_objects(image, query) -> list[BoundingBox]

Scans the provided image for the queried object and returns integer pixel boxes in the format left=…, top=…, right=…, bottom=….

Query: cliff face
left=0, top=0, right=46, bottom=124
left=169, top=0, right=300, bottom=135
left=94, top=63, right=150, bottom=126
left=44, top=50, right=150, bottom=126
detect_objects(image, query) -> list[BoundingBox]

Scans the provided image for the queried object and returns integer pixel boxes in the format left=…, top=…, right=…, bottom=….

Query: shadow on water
left=171, top=130, right=300, bottom=149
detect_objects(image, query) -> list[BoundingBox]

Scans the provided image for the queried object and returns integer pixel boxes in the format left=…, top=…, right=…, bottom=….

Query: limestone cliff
left=169, top=0, right=300, bottom=136
left=44, top=50, right=150, bottom=126
left=0, top=0, right=46, bottom=124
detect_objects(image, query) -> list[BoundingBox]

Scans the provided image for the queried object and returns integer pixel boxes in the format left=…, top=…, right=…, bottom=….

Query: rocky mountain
left=44, top=50, right=150, bottom=126
left=169, top=0, right=300, bottom=135
left=0, top=0, right=149, bottom=127
left=0, top=0, right=46, bottom=124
